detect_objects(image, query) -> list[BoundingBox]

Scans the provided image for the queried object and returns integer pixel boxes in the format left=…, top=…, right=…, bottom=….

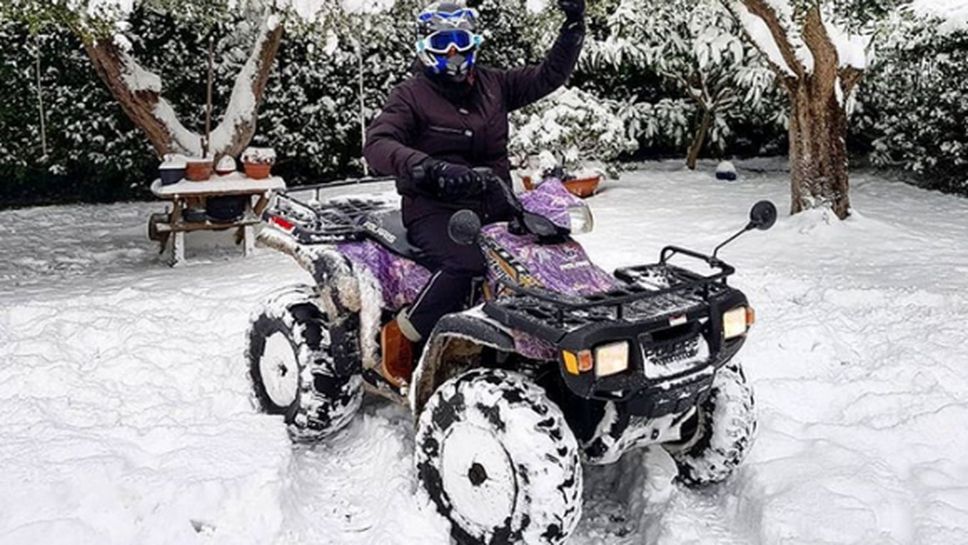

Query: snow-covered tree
left=589, top=0, right=776, bottom=169
left=723, top=0, right=900, bottom=219
left=0, top=0, right=367, bottom=160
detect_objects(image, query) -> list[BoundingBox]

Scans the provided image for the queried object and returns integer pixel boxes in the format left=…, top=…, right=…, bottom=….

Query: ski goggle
left=418, top=29, right=482, bottom=54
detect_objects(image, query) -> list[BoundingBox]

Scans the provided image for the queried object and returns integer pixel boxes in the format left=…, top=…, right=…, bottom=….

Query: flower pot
left=564, top=175, right=603, bottom=198
left=244, top=162, right=272, bottom=180
left=183, top=206, right=209, bottom=223
left=206, top=195, right=247, bottom=223
left=159, top=156, right=187, bottom=186
left=159, top=166, right=186, bottom=186
left=185, top=160, right=214, bottom=182
left=522, top=174, right=602, bottom=198
left=215, top=155, right=238, bottom=177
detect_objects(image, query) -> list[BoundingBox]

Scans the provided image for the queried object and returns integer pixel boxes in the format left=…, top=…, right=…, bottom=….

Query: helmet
left=415, top=2, right=483, bottom=83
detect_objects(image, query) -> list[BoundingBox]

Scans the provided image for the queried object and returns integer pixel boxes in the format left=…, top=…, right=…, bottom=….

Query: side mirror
left=747, top=201, right=777, bottom=231
left=712, top=199, right=778, bottom=260
left=448, top=209, right=482, bottom=246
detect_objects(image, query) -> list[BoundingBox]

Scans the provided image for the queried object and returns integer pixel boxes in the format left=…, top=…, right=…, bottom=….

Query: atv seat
left=357, top=210, right=429, bottom=264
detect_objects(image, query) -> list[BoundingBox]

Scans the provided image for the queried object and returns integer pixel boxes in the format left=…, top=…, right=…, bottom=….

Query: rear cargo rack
left=264, top=177, right=397, bottom=245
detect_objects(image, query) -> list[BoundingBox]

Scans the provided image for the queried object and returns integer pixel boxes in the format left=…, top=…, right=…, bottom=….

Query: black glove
left=422, top=159, right=484, bottom=199
left=558, top=0, right=585, bottom=22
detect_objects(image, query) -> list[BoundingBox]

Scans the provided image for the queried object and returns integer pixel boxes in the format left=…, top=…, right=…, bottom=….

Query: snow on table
left=1, top=163, right=967, bottom=544
left=150, top=174, right=286, bottom=198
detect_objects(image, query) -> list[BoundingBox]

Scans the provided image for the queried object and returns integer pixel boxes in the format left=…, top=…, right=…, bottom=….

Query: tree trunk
left=81, top=17, right=284, bottom=159
left=35, top=42, right=48, bottom=159
left=788, top=83, right=851, bottom=219
left=686, top=107, right=713, bottom=171
left=786, top=7, right=854, bottom=220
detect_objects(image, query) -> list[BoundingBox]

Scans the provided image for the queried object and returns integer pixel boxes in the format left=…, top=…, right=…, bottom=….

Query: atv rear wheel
left=665, top=362, right=756, bottom=486
left=246, top=285, right=363, bottom=443
left=415, top=369, right=582, bottom=545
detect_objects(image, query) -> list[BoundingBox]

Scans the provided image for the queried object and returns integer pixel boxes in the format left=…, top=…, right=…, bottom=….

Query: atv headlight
left=723, top=306, right=754, bottom=340
left=595, top=341, right=630, bottom=377
left=567, top=204, right=594, bottom=235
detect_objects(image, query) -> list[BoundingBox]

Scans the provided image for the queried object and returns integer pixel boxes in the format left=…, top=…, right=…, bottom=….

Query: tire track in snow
left=273, top=399, right=450, bottom=545
left=3, top=165, right=968, bottom=544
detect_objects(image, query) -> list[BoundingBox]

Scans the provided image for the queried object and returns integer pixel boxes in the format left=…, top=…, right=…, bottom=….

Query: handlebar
left=413, top=163, right=525, bottom=216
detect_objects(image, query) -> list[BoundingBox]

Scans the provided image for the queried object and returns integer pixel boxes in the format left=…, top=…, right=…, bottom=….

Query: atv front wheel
left=246, top=285, right=363, bottom=443
left=665, top=362, right=756, bottom=486
left=415, top=369, right=582, bottom=545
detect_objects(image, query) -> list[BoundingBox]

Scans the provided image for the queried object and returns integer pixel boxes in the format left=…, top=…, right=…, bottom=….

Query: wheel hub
left=260, top=332, right=299, bottom=408
left=468, top=462, right=488, bottom=487
left=440, top=423, right=517, bottom=531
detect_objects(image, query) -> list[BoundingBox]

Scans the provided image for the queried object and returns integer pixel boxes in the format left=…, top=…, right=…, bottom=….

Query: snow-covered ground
left=1, top=162, right=967, bottom=545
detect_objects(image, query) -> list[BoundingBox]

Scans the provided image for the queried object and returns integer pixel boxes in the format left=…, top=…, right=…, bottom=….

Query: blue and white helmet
left=415, top=2, right=484, bottom=82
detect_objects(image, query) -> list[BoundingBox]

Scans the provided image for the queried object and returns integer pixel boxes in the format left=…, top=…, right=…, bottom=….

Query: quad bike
left=245, top=170, right=777, bottom=545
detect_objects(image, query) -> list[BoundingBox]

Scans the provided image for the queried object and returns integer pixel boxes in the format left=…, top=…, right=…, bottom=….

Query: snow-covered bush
left=587, top=0, right=781, bottom=168
left=510, top=87, right=638, bottom=175
left=857, top=19, right=968, bottom=195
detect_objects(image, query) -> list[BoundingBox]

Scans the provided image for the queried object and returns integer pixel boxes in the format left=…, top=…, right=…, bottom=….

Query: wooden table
left=149, top=175, right=286, bottom=266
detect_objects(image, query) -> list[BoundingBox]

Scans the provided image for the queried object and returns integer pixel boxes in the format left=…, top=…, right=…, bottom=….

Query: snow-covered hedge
left=856, top=22, right=968, bottom=195
left=0, top=6, right=413, bottom=205
left=509, top=87, right=638, bottom=174
left=2, top=1, right=968, bottom=206
left=0, top=21, right=155, bottom=206
left=0, top=1, right=561, bottom=206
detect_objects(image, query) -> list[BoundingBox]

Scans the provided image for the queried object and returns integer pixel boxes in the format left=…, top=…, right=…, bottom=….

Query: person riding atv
left=363, top=0, right=586, bottom=373
left=244, top=2, right=777, bottom=542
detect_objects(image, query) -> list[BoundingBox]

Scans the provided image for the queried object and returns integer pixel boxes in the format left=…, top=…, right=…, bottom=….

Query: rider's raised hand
left=558, top=0, right=585, bottom=22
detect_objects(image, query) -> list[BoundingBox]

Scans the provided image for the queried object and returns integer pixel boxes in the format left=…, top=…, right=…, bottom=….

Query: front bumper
left=573, top=335, right=745, bottom=417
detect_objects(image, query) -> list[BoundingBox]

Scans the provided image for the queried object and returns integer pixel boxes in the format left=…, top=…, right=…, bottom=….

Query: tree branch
left=801, top=7, right=840, bottom=93
left=81, top=12, right=284, bottom=159
left=728, top=0, right=805, bottom=81
left=840, top=66, right=864, bottom=97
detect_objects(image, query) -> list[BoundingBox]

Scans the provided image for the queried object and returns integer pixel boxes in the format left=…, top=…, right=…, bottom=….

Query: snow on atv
left=244, top=169, right=777, bottom=545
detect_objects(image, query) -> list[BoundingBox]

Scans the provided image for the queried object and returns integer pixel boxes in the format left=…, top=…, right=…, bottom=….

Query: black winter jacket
left=363, top=21, right=585, bottom=225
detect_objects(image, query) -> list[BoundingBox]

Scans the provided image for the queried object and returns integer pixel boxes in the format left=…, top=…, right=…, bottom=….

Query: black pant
left=406, top=211, right=488, bottom=339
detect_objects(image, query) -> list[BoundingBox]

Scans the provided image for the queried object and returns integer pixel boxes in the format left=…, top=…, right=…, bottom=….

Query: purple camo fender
left=337, top=240, right=432, bottom=310
left=337, top=178, right=617, bottom=361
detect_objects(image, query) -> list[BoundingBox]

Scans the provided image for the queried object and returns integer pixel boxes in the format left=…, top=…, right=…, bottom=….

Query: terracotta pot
left=564, top=175, right=603, bottom=198
left=244, top=162, right=272, bottom=180
left=522, top=175, right=602, bottom=198
left=185, top=160, right=213, bottom=182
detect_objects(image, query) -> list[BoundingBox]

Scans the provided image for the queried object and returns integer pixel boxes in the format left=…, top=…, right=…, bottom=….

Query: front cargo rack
left=483, top=246, right=735, bottom=342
